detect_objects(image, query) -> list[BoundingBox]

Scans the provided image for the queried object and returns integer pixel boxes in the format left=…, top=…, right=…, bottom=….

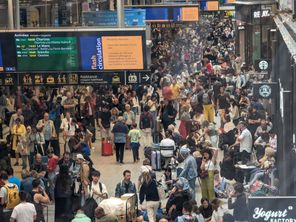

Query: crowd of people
left=0, top=15, right=278, bottom=222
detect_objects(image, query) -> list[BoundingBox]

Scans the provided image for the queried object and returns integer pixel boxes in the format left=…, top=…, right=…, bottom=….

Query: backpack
left=81, top=143, right=91, bottom=156
left=141, top=113, right=152, bottom=129
left=83, top=182, right=99, bottom=222
left=202, top=92, right=211, bottom=104
left=4, top=184, right=19, bottom=209
left=49, top=110, right=57, bottom=121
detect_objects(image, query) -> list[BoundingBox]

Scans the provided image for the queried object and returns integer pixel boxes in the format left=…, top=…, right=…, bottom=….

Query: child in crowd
left=128, top=123, right=141, bottom=163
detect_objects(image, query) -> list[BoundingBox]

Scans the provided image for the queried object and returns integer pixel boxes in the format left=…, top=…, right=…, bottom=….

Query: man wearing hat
left=179, top=146, right=198, bottom=200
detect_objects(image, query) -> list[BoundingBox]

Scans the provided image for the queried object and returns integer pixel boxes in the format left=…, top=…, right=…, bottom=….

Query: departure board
left=15, top=34, right=78, bottom=71
left=0, top=29, right=146, bottom=72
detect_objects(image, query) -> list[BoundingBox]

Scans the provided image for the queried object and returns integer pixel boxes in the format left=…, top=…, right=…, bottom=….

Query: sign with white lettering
left=253, top=9, right=271, bottom=19
left=249, top=197, right=296, bottom=221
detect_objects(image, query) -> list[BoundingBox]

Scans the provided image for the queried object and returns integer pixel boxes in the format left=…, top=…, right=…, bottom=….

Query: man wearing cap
left=179, top=146, right=198, bottom=200
left=231, top=121, right=253, bottom=163
left=77, top=153, right=90, bottom=198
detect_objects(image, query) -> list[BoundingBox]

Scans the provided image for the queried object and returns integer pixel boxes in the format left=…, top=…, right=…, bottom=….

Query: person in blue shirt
left=179, top=146, right=198, bottom=200
left=112, top=117, right=128, bottom=164
left=7, top=168, right=21, bottom=190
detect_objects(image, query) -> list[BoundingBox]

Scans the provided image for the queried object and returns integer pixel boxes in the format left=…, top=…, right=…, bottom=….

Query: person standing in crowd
left=49, top=96, right=63, bottom=137
left=76, top=154, right=90, bottom=201
left=112, top=117, right=129, bottom=164
left=11, top=118, right=26, bottom=166
left=82, top=96, right=96, bottom=130
left=62, top=91, right=76, bottom=116
left=228, top=183, right=248, bottom=222
left=54, top=165, right=73, bottom=221
left=128, top=123, right=141, bottom=163
left=63, top=118, right=78, bottom=153
left=98, top=105, right=111, bottom=141
left=115, top=170, right=137, bottom=198
left=7, top=168, right=20, bottom=191
left=30, top=153, right=47, bottom=179
left=139, top=105, right=154, bottom=148
left=47, top=149, right=59, bottom=200
left=203, top=89, right=215, bottom=123
left=0, top=171, right=19, bottom=222
left=60, top=112, right=72, bottom=151
left=230, top=121, right=253, bottom=163
left=123, top=104, right=136, bottom=130
left=9, top=108, right=24, bottom=132
left=58, top=152, right=76, bottom=172
left=162, top=100, right=176, bottom=131
left=36, top=112, right=57, bottom=154
left=88, top=171, right=108, bottom=205
left=200, top=149, right=216, bottom=201
left=179, top=146, right=198, bottom=200
left=139, top=170, right=160, bottom=222
left=217, top=87, right=230, bottom=127
left=10, top=191, right=36, bottom=222
left=0, top=91, right=7, bottom=139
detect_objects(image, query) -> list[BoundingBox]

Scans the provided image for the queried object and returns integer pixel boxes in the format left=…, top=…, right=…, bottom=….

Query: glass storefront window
left=252, top=25, right=261, bottom=64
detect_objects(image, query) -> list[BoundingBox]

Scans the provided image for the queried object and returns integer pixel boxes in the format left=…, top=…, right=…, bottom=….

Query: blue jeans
left=188, top=178, right=197, bottom=200
left=131, top=142, right=140, bottom=162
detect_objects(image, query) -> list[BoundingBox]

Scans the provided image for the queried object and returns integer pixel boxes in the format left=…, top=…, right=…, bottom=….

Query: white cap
left=76, top=154, right=85, bottom=161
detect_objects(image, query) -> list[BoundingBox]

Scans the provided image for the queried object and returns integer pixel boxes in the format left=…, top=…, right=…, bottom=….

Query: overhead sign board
left=0, top=29, right=146, bottom=73
left=126, top=70, right=151, bottom=84
left=127, top=5, right=199, bottom=22
left=82, top=9, right=146, bottom=27
left=4, top=71, right=151, bottom=86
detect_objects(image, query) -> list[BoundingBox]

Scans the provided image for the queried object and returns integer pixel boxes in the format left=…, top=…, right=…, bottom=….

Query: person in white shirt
left=211, top=198, right=227, bottom=222
left=159, top=131, right=176, bottom=158
left=10, top=191, right=36, bottom=222
left=230, top=121, right=253, bottom=163
left=60, top=112, right=77, bottom=153
left=88, top=171, right=108, bottom=205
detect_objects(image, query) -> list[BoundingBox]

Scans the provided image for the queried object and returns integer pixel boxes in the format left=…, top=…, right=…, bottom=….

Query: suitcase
left=151, top=150, right=161, bottom=171
left=102, top=140, right=113, bottom=156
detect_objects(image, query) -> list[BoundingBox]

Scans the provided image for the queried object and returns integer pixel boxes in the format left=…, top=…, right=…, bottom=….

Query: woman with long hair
left=54, top=164, right=73, bottom=220
left=200, top=149, right=216, bottom=201
left=139, top=170, right=160, bottom=222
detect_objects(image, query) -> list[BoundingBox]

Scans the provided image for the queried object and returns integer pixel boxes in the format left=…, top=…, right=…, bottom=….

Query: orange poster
left=207, top=2, right=219, bottom=11
left=102, top=36, right=144, bottom=70
left=182, top=7, right=199, bottom=22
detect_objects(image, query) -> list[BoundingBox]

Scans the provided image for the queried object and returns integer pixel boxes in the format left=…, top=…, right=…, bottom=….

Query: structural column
left=117, top=0, right=125, bottom=28
left=8, top=0, right=14, bottom=29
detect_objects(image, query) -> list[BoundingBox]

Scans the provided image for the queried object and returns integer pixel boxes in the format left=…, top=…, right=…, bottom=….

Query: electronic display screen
left=144, top=6, right=199, bottom=22
left=0, top=30, right=146, bottom=72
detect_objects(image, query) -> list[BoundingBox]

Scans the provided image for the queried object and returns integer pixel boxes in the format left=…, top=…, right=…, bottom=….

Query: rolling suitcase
left=102, top=140, right=113, bottom=156
left=151, top=150, right=161, bottom=171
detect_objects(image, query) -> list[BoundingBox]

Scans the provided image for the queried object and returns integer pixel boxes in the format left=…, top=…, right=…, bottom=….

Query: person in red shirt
left=47, top=149, right=59, bottom=200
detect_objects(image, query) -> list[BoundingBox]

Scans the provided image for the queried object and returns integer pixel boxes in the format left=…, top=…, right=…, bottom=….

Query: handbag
left=200, top=162, right=210, bottom=179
